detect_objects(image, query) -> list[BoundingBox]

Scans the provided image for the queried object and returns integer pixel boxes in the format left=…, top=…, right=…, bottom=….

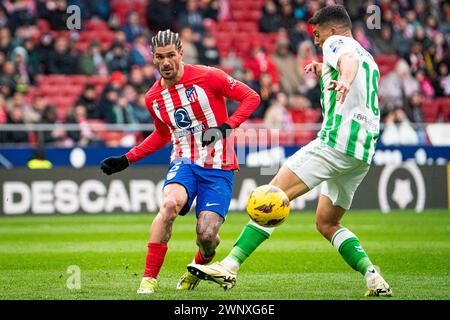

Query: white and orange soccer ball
left=246, top=185, right=290, bottom=227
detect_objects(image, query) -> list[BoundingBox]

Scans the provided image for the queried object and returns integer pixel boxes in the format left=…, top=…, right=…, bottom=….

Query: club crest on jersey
left=329, top=39, right=344, bottom=53
left=185, top=87, right=198, bottom=103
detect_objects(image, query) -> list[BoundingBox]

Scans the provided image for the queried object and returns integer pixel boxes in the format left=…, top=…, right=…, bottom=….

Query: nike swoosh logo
left=205, top=203, right=220, bottom=207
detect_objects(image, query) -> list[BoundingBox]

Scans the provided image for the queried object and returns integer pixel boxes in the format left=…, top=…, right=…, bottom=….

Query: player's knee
left=315, top=219, right=337, bottom=237
left=196, top=229, right=219, bottom=247
left=160, top=198, right=183, bottom=220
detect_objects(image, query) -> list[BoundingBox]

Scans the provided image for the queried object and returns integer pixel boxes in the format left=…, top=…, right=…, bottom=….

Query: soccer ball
left=246, top=185, right=290, bottom=227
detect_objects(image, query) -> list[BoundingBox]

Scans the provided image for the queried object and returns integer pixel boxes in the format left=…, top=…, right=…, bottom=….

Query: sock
left=194, top=249, right=215, bottom=265
left=143, top=242, right=168, bottom=278
left=221, top=255, right=241, bottom=273
left=364, top=265, right=380, bottom=281
left=331, top=227, right=374, bottom=275
left=222, top=222, right=273, bottom=271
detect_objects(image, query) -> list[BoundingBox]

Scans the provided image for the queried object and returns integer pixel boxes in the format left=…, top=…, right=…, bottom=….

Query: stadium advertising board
left=1, top=145, right=449, bottom=167
left=0, top=165, right=448, bottom=216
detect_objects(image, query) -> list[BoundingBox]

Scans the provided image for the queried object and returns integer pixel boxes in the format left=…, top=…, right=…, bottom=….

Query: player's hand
left=328, top=80, right=350, bottom=103
left=304, top=61, right=322, bottom=77
left=100, top=155, right=129, bottom=175
left=202, top=123, right=232, bottom=147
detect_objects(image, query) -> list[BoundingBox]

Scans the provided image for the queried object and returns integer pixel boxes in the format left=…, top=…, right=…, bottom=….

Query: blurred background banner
left=1, top=165, right=448, bottom=216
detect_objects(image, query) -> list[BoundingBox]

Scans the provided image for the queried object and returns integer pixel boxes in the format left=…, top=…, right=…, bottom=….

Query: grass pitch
left=0, top=210, right=449, bottom=300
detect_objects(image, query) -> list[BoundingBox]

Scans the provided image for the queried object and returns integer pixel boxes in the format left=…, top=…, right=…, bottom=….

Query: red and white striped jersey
left=126, top=64, right=260, bottom=170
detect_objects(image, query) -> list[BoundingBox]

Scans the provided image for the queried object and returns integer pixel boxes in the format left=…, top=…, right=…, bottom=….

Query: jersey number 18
left=362, top=61, right=380, bottom=116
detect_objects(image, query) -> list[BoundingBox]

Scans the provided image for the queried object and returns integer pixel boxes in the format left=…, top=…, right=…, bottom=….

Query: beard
left=160, top=64, right=178, bottom=81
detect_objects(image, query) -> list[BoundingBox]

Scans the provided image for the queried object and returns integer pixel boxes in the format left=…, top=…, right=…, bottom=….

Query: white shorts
left=284, top=138, right=370, bottom=210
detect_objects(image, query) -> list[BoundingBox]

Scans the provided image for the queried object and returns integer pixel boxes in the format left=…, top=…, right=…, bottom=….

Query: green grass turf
left=0, top=210, right=449, bottom=300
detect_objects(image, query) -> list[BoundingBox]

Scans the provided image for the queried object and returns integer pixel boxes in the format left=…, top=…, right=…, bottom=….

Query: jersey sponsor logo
left=329, top=39, right=344, bottom=53
left=174, top=107, right=192, bottom=129
left=353, top=112, right=379, bottom=131
left=185, top=87, right=198, bottom=103
left=173, top=123, right=206, bottom=139
left=227, top=75, right=237, bottom=90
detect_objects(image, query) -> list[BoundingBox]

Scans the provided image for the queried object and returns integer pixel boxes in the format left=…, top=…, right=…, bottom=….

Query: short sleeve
left=322, top=36, right=354, bottom=70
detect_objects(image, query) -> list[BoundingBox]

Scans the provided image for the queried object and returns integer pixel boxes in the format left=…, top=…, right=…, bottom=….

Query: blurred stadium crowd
left=0, top=0, right=449, bottom=147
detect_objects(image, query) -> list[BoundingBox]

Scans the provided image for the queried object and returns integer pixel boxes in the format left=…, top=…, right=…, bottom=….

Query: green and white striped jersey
left=318, top=35, right=380, bottom=164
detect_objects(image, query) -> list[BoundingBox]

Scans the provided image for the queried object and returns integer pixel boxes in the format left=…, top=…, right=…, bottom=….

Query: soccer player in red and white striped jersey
left=100, top=29, right=260, bottom=293
left=126, top=56, right=257, bottom=170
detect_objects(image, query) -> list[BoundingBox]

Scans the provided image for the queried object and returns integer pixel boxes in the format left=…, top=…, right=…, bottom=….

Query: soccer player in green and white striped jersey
left=187, top=5, right=392, bottom=297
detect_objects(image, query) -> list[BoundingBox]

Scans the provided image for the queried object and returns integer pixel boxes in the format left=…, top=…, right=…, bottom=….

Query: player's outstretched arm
left=327, top=52, right=359, bottom=103
left=100, top=127, right=171, bottom=175
left=100, top=98, right=171, bottom=175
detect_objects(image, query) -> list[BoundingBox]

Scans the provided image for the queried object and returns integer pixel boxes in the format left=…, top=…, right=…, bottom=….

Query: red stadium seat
left=58, top=85, right=84, bottom=98
left=235, top=41, right=253, bottom=57
left=88, top=75, right=109, bottom=86
left=435, top=97, right=450, bottom=122
left=421, top=99, right=441, bottom=123
left=237, top=31, right=257, bottom=43
left=247, top=11, right=262, bottom=21
left=97, top=29, right=115, bottom=41
left=77, top=41, right=90, bottom=53
left=294, top=129, right=316, bottom=145
left=247, top=2, right=264, bottom=10
left=236, top=22, right=258, bottom=33
left=232, top=10, right=248, bottom=21
left=289, top=109, right=304, bottom=123
left=218, top=48, right=231, bottom=58
left=36, top=19, right=50, bottom=33
left=374, top=55, right=398, bottom=66
left=40, top=75, right=67, bottom=85
left=214, top=32, right=233, bottom=45
left=84, top=19, right=109, bottom=31
left=49, top=97, right=77, bottom=121
left=262, top=42, right=276, bottom=55
left=229, top=0, right=245, bottom=10
left=216, top=21, right=237, bottom=32
left=302, top=108, right=322, bottom=123
left=278, top=131, right=295, bottom=145
left=67, top=75, right=88, bottom=85
left=289, top=108, right=322, bottom=124
left=38, top=84, right=55, bottom=97
left=378, top=65, right=392, bottom=77
left=100, top=41, right=113, bottom=52
left=441, top=104, right=450, bottom=123
left=50, top=31, right=71, bottom=40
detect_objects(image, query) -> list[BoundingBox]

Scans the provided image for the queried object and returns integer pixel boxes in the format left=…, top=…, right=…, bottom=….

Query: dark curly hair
left=308, top=5, right=352, bottom=30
